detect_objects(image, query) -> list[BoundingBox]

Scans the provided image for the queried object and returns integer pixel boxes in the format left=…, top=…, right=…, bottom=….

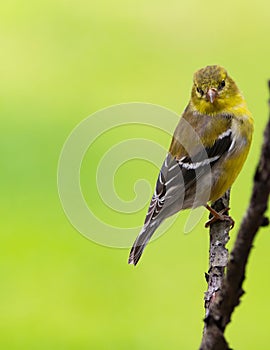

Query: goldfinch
left=128, top=65, right=253, bottom=266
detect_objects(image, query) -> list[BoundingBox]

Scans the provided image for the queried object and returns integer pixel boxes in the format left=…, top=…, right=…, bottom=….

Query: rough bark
left=203, top=191, right=231, bottom=328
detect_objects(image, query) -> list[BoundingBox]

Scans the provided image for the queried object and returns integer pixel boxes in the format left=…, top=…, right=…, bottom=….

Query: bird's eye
left=196, top=87, right=204, bottom=95
left=218, top=80, right=226, bottom=90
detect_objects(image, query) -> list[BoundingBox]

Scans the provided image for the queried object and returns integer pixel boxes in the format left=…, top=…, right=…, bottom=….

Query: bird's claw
left=205, top=207, right=235, bottom=229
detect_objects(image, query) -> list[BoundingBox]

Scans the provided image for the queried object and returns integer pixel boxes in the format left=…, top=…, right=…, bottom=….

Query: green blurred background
left=1, top=0, right=270, bottom=349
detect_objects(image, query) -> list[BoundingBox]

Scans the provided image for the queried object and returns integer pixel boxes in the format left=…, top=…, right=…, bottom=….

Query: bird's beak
left=207, top=88, right=218, bottom=103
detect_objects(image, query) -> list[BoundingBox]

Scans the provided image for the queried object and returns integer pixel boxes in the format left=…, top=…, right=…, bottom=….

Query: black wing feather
left=178, top=131, right=233, bottom=188
left=140, top=130, right=234, bottom=228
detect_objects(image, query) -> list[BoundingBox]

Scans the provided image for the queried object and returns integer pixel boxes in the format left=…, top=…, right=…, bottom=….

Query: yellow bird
left=128, top=65, right=253, bottom=266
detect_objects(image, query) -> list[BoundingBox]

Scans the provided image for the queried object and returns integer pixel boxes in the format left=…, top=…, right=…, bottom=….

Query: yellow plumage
left=170, top=65, right=253, bottom=202
left=128, top=65, right=253, bottom=265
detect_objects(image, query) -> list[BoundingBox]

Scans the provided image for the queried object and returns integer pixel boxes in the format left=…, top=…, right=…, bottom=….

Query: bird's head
left=191, top=65, right=242, bottom=114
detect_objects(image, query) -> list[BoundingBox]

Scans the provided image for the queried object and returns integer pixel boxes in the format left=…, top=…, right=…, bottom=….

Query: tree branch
left=200, top=82, right=270, bottom=349
left=203, top=191, right=231, bottom=330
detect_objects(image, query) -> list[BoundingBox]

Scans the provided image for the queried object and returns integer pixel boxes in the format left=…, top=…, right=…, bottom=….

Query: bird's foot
left=205, top=205, right=235, bottom=229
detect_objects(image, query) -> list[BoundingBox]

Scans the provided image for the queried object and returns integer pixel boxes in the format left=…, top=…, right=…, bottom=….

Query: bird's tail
left=128, top=221, right=160, bottom=266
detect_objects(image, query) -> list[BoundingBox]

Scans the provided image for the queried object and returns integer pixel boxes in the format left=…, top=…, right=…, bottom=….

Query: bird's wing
left=177, top=127, right=235, bottom=185
left=129, top=122, right=235, bottom=266
left=145, top=127, right=235, bottom=225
